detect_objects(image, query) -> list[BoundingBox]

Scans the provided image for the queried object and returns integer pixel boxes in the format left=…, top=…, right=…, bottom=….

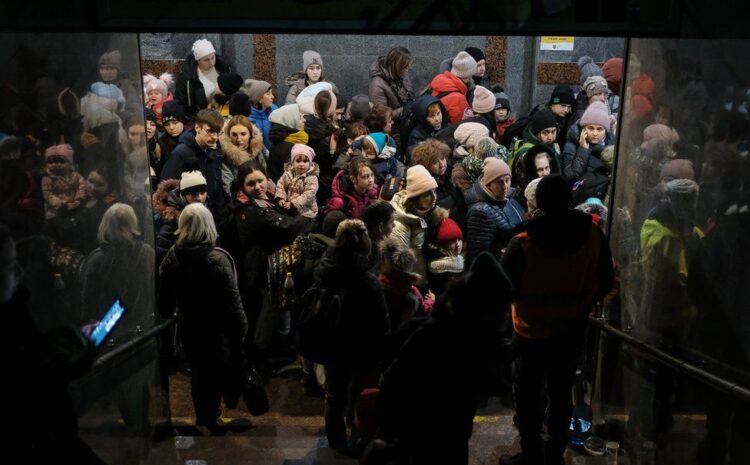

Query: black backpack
left=296, top=285, right=348, bottom=365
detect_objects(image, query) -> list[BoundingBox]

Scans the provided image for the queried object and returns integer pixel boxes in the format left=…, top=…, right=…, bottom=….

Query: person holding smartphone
left=1, top=224, right=103, bottom=464
left=562, top=101, right=614, bottom=203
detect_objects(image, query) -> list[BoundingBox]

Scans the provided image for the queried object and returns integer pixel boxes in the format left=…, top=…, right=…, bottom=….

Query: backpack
left=296, top=285, right=348, bottom=364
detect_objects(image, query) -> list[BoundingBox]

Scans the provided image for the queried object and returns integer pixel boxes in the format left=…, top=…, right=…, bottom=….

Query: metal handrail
left=588, top=315, right=750, bottom=405
left=91, top=316, right=178, bottom=368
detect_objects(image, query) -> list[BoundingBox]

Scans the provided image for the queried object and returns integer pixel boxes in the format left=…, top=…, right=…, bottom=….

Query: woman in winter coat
left=268, top=103, right=308, bottom=182
left=450, top=122, right=491, bottom=194
left=376, top=252, right=513, bottom=465
left=219, top=115, right=265, bottom=197
left=390, top=165, right=450, bottom=288
left=73, top=164, right=121, bottom=254
left=174, top=39, right=232, bottom=117
left=325, top=156, right=379, bottom=220
left=302, top=90, right=338, bottom=205
left=562, top=101, right=614, bottom=202
left=285, top=50, right=340, bottom=104
left=159, top=203, right=248, bottom=427
left=519, top=144, right=561, bottom=195
left=465, top=158, right=525, bottom=264
left=243, top=79, right=278, bottom=151
left=313, top=219, right=390, bottom=452
left=80, top=203, right=154, bottom=338
left=368, top=46, right=414, bottom=122
left=411, top=138, right=466, bottom=228
left=222, top=161, right=308, bottom=353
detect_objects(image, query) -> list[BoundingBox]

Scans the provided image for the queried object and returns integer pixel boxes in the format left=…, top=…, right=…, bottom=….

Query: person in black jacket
left=376, top=252, right=513, bottom=465
left=159, top=203, right=248, bottom=428
left=314, top=219, right=390, bottom=454
left=160, top=109, right=225, bottom=215
left=406, top=95, right=449, bottom=155
left=1, top=224, right=103, bottom=464
left=221, top=161, right=309, bottom=355
left=174, top=39, right=232, bottom=117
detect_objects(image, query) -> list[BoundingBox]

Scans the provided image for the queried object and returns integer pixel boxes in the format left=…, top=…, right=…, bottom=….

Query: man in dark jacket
left=465, top=158, right=525, bottom=264
left=500, top=175, right=614, bottom=465
left=1, top=224, right=102, bottom=464
left=161, top=109, right=226, bottom=215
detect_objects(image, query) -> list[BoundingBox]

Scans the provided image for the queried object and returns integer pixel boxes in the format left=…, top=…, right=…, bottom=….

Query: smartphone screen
left=90, top=300, right=126, bottom=347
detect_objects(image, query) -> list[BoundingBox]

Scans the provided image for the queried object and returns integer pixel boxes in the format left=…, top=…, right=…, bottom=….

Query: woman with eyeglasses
left=160, top=109, right=226, bottom=215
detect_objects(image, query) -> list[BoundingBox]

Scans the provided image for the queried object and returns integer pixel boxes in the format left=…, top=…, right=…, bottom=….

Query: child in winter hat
left=351, top=132, right=401, bottom=188
left=143, top=73, right=174, bottom=125
left=451, top=51, right=478, bottom=81
left=179, top=170, right=208, bottom=200
left=583, top=76, right=610, bottom=99
left=427, top=217, right=465, bottom=296
left=379, top=236, right=434, bottom=326
left=276, top=143, right=319, bottom=219
left=41, top=144, right=86, bottom=218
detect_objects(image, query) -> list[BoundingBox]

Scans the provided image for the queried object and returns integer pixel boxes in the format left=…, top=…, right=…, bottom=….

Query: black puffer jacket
left=152, top=179, right=184, bottom=266
left=159, top=243, right=248, bottom=367
left=314, top=246, right=390, bottom=365
left=268, top=122, right=297, bottom=183
left=174, top=54, right=232, bottom=117
left=465, top=180, right=525, bottom=264
left=407, top=95, right=449, bottom=153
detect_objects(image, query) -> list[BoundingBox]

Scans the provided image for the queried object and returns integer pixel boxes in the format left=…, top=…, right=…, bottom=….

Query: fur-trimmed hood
left=152, top=178, right=182, bottom=222
left=219, top=123, right=264, bottom=167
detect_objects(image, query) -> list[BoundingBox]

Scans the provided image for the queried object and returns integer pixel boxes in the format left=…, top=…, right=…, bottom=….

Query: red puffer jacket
left=429, top=71, right=469, bottom=124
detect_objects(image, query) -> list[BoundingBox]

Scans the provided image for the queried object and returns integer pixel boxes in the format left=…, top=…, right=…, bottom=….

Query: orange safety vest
left=511, top=223, right=601, bottom=339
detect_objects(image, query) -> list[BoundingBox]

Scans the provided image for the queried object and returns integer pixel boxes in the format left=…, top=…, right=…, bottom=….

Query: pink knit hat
left=472, top=86, right=496, bottom=114
left=143, top=73, right=173, bottom=98
left=291, top=144, right=316, bottom=163
left=580, top=101, right=610, bottom=129
left=482, top=157, right=511, bottom=185
left=44, top=144, right=74, bottom=164
left=405, top=165, right=438, bottom=199
left=454, top=122, right=489, bottom=149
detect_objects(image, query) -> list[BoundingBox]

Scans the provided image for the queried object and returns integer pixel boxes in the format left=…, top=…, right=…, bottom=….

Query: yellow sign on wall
left=540, top=36, right=575, bottom=51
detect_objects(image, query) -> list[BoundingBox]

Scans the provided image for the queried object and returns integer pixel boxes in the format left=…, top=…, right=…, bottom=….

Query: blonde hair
left=97, top=203, right=139, bottom=245
left=176, top=203, right=218, bottom=246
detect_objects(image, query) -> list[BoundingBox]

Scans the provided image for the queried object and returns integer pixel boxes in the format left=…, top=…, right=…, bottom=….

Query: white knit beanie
left=180, top=170, right=207, bottom=195
left=192, top=39, right=216, bottom=61
left=405, top=165, right=438, bottom=199
left=451, top=51, right=478, bottom=80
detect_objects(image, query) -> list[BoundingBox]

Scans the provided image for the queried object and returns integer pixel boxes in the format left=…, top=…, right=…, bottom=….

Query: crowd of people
left=2, top=36, right=748, bottom=465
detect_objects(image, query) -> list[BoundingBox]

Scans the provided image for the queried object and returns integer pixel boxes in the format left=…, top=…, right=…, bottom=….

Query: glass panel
left=599, top=37, right=750, bottom=465
left=0, top=32, right=169, bottom=465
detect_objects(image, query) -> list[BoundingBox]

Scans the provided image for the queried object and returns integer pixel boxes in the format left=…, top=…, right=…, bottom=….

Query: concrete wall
left=274, top=34, right=486, bottom=104
left=140, top=34, right=625, bottom=116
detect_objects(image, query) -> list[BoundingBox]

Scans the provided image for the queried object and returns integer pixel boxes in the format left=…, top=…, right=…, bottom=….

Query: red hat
left=437, top=218, right=463, bottom=244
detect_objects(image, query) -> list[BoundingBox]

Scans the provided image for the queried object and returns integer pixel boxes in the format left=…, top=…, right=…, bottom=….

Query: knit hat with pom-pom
left=143, top=73, right=173, bottom=98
